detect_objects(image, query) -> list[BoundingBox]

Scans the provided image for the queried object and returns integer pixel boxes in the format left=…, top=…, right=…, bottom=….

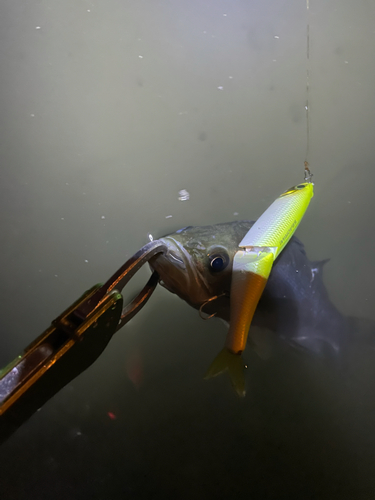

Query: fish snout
left=150, top=237, right=212, bottom=306
left=149, top=238, right=191, bottom=295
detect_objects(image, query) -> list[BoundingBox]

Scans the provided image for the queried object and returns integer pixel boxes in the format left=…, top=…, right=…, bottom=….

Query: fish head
left=149, top=220, right=358, bottom=360
left=150, top=222, right=251, bottom=308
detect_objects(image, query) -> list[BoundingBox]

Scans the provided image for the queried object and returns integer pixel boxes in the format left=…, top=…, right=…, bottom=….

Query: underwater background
left=1, top=1, right=375, bottom=498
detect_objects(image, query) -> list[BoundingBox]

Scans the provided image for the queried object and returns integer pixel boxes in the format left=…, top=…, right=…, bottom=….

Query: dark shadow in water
left=1, top=295, right=375, bottom=499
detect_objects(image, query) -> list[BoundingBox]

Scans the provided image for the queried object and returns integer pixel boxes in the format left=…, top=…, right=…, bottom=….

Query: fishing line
left=304, top=0, right=312, bottom=182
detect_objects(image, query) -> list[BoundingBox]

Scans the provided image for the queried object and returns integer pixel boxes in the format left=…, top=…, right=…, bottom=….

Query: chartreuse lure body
left=206, top=182, right=314, bottom=396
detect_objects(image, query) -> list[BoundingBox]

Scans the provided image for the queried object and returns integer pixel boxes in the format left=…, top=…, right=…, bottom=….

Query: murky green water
left=1, top=1, right=375, bottom=498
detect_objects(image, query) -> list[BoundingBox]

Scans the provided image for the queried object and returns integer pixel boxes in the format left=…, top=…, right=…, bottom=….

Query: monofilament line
left=305, top=0, right=310, bottom=166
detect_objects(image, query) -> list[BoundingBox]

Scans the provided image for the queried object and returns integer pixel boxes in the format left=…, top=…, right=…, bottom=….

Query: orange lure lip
left=225, top=271, right=268, bottom=354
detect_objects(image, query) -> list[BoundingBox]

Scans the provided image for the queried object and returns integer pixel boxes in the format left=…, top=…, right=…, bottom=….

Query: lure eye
left=280, top=183, right=306, bottom=196
left=208, top=249, right=230, bottom=273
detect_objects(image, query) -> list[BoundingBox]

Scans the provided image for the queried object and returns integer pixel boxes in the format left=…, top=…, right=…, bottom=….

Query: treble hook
left=199, top=293, right=227, bottom=320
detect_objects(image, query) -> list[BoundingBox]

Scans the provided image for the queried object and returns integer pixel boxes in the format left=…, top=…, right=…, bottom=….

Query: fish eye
left=296, top=184, right=305, bottom=189
left=210, top=255, right=225, bottom=271
left=207, top=247, right=230, bottom=273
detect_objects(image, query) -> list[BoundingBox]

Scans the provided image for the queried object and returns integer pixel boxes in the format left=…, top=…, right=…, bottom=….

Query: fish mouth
left=150, top=237, right=211, bottom=305
left=165, top=248, right=185, bottom=269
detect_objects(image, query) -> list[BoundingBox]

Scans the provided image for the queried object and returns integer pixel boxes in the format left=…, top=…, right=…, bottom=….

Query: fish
left=151, top=182, right=313, bottom=395
left=149, top=217, right=357, bottom=396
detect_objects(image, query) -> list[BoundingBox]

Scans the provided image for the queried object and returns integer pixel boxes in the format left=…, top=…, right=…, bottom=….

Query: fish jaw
left=150, top=237, right=212, bottom=306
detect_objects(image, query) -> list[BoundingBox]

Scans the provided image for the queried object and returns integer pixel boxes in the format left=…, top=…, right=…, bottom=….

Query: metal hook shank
left=199, top=293, right=227, bottom=320
left=75, top=240, right=168, bottom=331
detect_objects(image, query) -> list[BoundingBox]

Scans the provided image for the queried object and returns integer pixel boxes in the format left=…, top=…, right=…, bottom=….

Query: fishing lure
left=206, top=180, right=314, bottom=395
